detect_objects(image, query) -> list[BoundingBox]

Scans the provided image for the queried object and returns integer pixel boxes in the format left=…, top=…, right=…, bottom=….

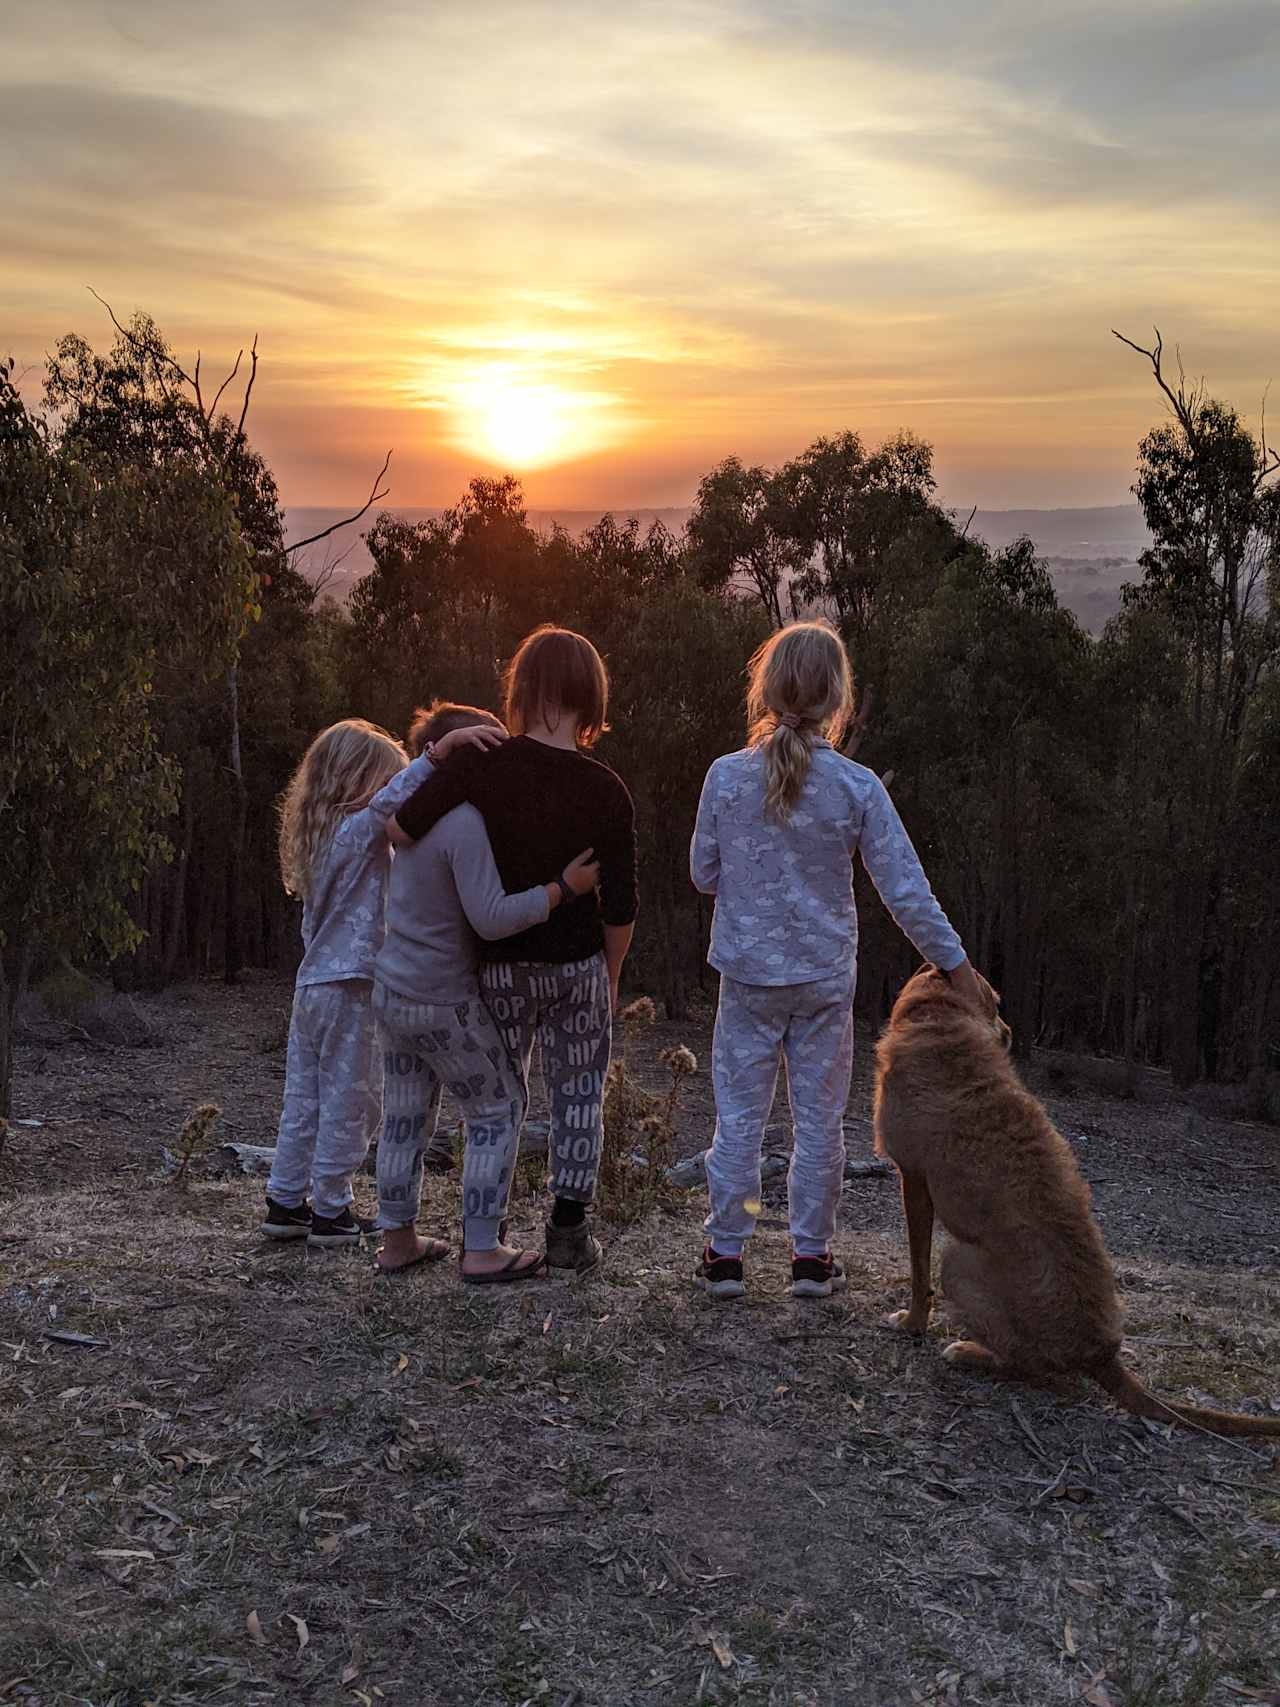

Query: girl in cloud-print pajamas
left=689, top=620, right=979, bottom=1300
left=261, top=716, right=500, bottom=1249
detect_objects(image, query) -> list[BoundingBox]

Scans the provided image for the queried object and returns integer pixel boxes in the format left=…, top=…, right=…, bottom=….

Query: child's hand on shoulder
left=433, top=723, right=507, bottom=762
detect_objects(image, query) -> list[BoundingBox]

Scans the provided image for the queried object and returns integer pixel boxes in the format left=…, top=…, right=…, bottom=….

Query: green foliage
left=0, top=363, right=193, bottom=1108
left=6, top=302, right=1280, bottom=1116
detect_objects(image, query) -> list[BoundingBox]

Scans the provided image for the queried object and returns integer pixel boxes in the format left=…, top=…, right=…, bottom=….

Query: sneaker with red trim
left=694, top=1246, right=745, bottom=1299
left=790, top=1252, right=847, bottom=1298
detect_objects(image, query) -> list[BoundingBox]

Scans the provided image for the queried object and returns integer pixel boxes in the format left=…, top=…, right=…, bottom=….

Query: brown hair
left=746, top=619, right=854, bottom=822
left=406, top=700, right=502, bottom=756
left=503, top=625, right=609, bottom=748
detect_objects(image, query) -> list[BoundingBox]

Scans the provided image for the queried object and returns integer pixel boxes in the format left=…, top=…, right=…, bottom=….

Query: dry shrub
left=596, top=997, right=697, bottom=1226
left=169, top=1102, right=222, bottom=1187
left=35, top=964, right=96, bottom=1022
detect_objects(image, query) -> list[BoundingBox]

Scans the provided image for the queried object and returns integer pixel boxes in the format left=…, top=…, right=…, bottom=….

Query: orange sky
left=6, top=1, right=1279, bottom=510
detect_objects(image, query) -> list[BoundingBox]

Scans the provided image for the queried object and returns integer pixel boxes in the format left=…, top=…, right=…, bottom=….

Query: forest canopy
left=2, top=314, right=1278, bottom=1119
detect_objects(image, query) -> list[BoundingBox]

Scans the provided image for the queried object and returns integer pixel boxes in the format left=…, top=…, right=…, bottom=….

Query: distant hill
left=286, top=501, right=1149, bottom=635
left=285, top=506, right=691, bottom=603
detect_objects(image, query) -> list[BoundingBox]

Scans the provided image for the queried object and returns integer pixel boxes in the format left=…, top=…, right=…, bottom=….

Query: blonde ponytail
left=745, top=620, right=854, bottom=821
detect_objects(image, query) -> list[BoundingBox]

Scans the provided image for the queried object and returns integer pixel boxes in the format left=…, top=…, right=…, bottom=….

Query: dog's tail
left=1092, top=1357, right=1280, bottom=1438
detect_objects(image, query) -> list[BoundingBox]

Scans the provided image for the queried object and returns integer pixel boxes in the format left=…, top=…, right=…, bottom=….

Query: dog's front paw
left=942, top=1338, right=999, bottom=1369
left=885, top=1307, right=930, bottom=1335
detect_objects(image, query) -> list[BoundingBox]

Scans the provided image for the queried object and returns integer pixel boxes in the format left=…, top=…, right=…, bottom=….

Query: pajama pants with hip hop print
left=704, top=967, right=855, bottom=1258
left=373, top=983, right=526, bottom=1251
left=479, top=954, right=612, bottom=1205
left=268, top=979, right=380, bottom=1220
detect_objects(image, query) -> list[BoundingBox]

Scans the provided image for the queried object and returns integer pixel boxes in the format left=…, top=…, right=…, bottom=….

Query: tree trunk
left=0, top=933, right=34, bottom=1122
left=161, top=777, right=196, bottom=985
left=224, top=664, right=247, bottom=984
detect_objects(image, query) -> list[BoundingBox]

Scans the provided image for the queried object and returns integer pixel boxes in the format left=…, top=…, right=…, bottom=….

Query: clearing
left=1, top=972, right=1278, bottom=1707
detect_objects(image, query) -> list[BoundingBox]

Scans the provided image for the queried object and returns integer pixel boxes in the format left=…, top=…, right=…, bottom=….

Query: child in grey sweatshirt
left=373, top=703, right=598, bottom=1281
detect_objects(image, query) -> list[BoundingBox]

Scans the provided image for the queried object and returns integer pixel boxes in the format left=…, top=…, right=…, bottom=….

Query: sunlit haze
left=6, top=1, right=1278, bottom=510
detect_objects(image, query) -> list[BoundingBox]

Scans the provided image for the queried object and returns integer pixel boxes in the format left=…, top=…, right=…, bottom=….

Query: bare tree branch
left=234, top=335, right=258, bottom=445
left=88, top=288, right=259, bottom=462
left=960, top=503, right=977, bottom=539
left=284, top=451, right=393, bottom=555
left=88, top=285, right=196, bottom=391
left=310, top=536, right=360, bottom=598
left=208, top=349, right=243, bottom=423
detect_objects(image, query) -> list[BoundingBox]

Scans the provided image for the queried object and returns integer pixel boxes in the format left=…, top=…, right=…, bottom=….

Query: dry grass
left=2, top=974, right=1278, bottom=1706
left=2, top=1166, right=1278, bottom=1707
left=596, top=997, right=697, bottom=1227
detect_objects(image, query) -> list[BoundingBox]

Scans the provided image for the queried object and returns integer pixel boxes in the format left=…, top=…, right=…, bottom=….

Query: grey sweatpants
left=704, top=967, right=855, bottom=1258
left=480, top=954, right=611, bottom=1204
left=373, top=982, right=526, bottom=1250
left=268, top=979, right=379, bottom=1220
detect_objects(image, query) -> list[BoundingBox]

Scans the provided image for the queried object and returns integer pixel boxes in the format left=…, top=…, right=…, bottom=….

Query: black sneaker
left=261, top=1197, right=312, bottom=1241
left=694, top=1245, right=745, bottom=1300
left=790, top=1252, right=847, bottom=1298
left=543, top=1217, right=602, bottom=1274
left=308, top=1207, right=375, bottom=1249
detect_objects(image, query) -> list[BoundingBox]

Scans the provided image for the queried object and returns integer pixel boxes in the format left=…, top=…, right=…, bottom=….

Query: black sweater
left=394, top=737, right=638, bottom=965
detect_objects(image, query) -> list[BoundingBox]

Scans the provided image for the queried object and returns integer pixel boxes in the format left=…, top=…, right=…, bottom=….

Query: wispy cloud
left=4, top=0, right=1277, bottom=506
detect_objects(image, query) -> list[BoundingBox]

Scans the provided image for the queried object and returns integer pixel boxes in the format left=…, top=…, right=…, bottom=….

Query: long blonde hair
left=746, top=620, right=854, bottom=821
left=278, top=719, right=406, bottom=897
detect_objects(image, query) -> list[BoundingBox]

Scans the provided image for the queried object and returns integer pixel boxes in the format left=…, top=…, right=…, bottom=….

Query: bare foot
left=376, top=1226, right=450, bottom=1273
left=886, top=1307, right=931, bottom=1334
left=942, top=1338, right=1000, bottom=1369
left=460, top=1241, right=544, bottom=1280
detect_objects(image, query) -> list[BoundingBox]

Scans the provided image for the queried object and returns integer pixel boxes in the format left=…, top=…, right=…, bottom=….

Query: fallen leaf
left=453, top=1376, right=482, bottom=1392
left=710, top=1632, right=735, bottom=1669
left=246, top=1609, right=266, bottom=1646
left=316, top=1535, right=341, bottom=1555
left=542, top=1313, right=552, bottom=1335
left=341, top=1659, right=361, bottom=1685
left=1066, top=1579, right=1101, bottom=1597
left=1064, top=1621, right=1078, bottom=1657
left=285, top=1613, right=309, bottom=1652
left=93, top=1548, right=154, bottom=1561
left=343, top=1522, right=371, bottom=1539
left=43, top=1329, right=108, bottom=1349
left=393, top=1353, right=409, bottom=1375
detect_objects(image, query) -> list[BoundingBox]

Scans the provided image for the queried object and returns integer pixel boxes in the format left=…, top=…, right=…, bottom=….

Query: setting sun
left=479, top=384, right=568, bottom=468
left=438, top=361, right=624, bottom=472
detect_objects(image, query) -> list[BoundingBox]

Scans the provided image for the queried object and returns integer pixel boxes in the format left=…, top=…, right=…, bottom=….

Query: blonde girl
left=689, top=620, right=983, bottom=1298
left=263, top=716, right=498, bottom=1246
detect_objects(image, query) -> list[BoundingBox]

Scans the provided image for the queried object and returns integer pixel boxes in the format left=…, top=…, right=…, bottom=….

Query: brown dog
left=873, top=964, right=1280, bottom=1438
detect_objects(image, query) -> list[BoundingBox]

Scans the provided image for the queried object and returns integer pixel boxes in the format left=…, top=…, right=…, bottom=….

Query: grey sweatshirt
left=376, top=803, right=551, bottom=1005
left=690, top=742, right=965, bottom=987
left=296, top=753, right=435, bottom=989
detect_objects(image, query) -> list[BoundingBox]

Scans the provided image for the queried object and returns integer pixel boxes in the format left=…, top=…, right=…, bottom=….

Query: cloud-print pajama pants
left=373, top=983, right=527, bottom=1250
left=704, top=967, right=855, bottom=1258
left=268, top=979, right=381, bottom=1220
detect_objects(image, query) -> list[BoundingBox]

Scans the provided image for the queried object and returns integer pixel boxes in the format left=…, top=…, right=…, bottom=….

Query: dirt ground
left=1, top=972, right=1278, bottom=1707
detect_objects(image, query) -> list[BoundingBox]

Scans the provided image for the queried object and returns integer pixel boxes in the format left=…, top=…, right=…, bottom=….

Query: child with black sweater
left=391, top=626, right=637, bottom=1272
